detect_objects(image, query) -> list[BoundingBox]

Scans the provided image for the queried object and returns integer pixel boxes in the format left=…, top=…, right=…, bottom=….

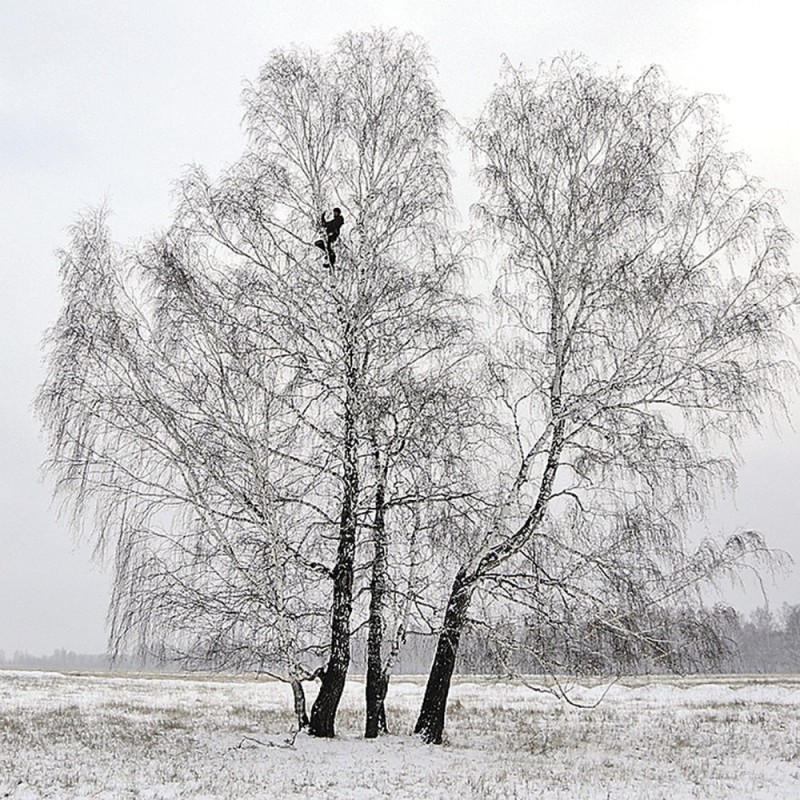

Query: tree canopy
left=38, top=37, right=797, bottom=745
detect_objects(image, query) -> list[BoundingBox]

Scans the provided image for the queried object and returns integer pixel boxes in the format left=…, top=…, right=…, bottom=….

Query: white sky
left=1, top=0, right=798, bottom=655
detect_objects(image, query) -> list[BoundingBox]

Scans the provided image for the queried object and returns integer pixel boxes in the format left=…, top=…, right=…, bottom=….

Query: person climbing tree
left=314, top=208, right=344, bottom=266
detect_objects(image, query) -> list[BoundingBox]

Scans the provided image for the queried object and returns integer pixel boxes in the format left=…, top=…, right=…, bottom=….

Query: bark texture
left=309, top=353, right=359, bottom=737
left=290, top=678, right=309, bottom=730
left=414, top=569, right=474, bottom=744
left=365, top=453, right=389, bottom=738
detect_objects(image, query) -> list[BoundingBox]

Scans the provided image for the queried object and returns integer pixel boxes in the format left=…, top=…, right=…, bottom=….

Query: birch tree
left=38, top=29, right=468, bottom=738
left=414, top=56, right=798, bottom=743
left=239, top=29, right=466, bottom=737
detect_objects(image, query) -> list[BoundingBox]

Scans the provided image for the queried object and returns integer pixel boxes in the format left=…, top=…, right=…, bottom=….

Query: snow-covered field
left=2, top=670, right=799, bottom=799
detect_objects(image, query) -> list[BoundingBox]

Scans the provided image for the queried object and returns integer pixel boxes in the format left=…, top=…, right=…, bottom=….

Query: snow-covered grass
left=2, top=670, right=799, bottom=799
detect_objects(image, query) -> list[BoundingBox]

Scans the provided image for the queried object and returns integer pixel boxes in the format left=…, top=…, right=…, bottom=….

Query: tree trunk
left=414, top=568, right=474, bottom=744
left=369, top=670, right=389, bottom=735
left=290, top=678, right=309, bottom=730
left=377, top=673, right=389, bottom=734
left=309, top=355, right=359, bottom=737
left=365, top=448, right=389, bottom=738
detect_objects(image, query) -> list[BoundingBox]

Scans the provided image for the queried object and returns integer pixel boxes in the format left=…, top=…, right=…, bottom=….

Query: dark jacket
left=322, top=213, right=344, bottom=243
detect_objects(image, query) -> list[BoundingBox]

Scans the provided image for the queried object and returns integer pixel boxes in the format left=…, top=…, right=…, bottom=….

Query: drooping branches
left=38, top=43, right=797, bottom=749
left=414, top=56, right=797, bottom=743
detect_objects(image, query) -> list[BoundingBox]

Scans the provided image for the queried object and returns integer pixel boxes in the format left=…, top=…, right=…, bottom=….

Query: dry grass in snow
left=2, top=670, right=799, bottom=798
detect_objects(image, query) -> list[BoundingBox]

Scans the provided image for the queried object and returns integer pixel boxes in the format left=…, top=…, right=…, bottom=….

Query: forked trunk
left=414, top=568, right=474, bottom=744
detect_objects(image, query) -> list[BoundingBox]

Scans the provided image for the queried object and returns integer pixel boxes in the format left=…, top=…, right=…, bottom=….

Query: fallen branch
left=234, top=732, right=298, bottom=750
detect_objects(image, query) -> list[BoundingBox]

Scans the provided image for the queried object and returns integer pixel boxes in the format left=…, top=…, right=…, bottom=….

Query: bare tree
left=38, top=30, right=469, bottom=738
left=38, top=208, right=338, bottom=728
left=361, top=372, right=486, bottom=737
left=414, top=56, right=798, bottom=743
left=240, top=30, right=467, bottom=737
left=40, top=38, right=795, bottom=747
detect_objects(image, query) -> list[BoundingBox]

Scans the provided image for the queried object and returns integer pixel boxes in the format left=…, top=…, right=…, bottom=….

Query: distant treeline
left=3, top=604, right=799, bottom=675
left=451, top=603, right=800, bottom=677
left=0, top=649, right=127, bottom=671
left=722, top=604, right=800, bottom=674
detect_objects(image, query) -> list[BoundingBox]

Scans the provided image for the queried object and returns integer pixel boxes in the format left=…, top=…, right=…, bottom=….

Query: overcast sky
left=1, top=0, right=798, bottom=656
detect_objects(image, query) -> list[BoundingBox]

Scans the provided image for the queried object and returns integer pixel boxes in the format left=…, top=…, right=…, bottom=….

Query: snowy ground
left=2, top=670, right=799, bottom=799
